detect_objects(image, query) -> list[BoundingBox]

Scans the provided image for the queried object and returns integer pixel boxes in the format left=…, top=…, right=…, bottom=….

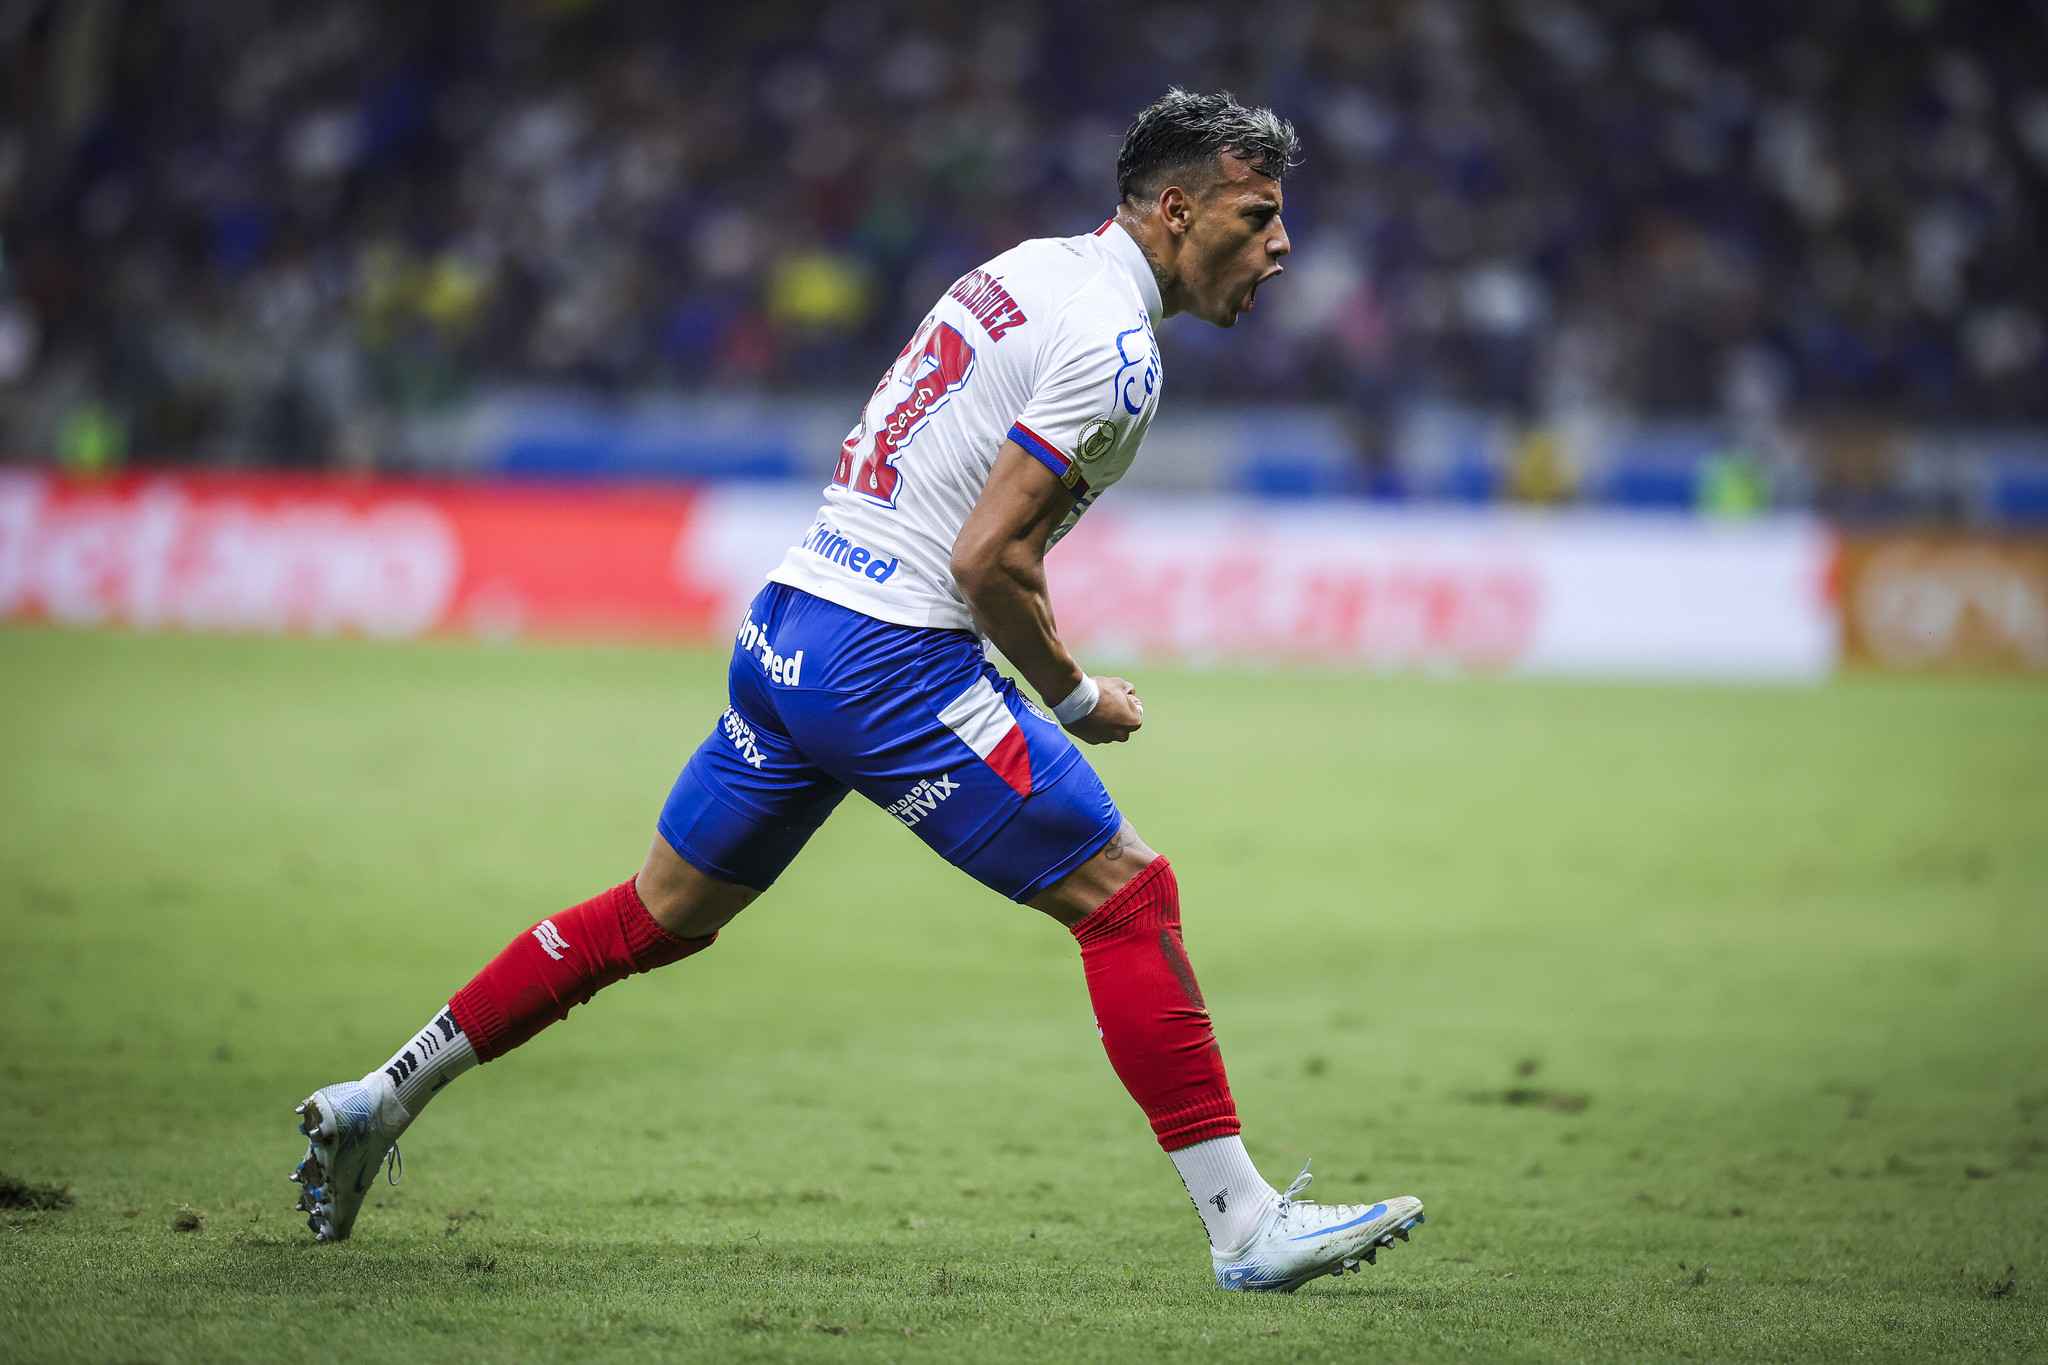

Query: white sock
left=1169, top=1135, right=1279, bottom=1253
left=368, top=1007, right=477, bottom=1120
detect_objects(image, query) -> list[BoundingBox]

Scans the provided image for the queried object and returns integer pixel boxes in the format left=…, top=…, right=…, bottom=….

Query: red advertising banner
left=0, top=470, right=723, bottom=641
left=1, top=470, right=1842, bottom=680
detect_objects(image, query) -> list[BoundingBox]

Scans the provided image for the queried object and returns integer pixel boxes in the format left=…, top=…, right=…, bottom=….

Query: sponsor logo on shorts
left=720, top=706, right=766, bottom=768
left=884, top=773, right=960, bottom=828
left=532, top=919, right=571, bottom=960
left=736, top=610, right=804, bottom=686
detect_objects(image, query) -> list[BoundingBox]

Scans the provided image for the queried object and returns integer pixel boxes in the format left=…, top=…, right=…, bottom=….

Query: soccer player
left=289, top=89, right=1423, bottom=1292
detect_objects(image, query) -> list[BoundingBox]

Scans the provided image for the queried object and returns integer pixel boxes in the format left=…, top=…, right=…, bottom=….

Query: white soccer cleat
left=1212, top=1161, right=1425, bottom=1292
left=288, top=1073, right=410, bottom=1243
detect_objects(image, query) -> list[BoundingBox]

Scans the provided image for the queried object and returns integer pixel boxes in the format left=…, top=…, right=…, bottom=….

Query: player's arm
left=951, top=441, right=1144, bottom=745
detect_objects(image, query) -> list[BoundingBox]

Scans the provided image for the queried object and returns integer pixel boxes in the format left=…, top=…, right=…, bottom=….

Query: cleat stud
left=1395, top=1228, right=1410, bottom=1241
left=1364, top=1247, right=1377, bottom=1264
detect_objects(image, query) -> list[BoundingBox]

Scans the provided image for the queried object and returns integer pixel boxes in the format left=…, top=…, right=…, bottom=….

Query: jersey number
left=833, top=322, right=976, bottom=507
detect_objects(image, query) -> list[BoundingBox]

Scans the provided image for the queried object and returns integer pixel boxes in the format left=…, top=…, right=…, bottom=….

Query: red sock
left=447, top=878, right=714, bottom=1062
left=1070, top=857, right=1239, bottom=1151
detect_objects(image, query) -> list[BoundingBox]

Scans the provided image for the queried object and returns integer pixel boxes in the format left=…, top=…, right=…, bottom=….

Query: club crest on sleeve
left=1078, top=417, right=1117, bottom=464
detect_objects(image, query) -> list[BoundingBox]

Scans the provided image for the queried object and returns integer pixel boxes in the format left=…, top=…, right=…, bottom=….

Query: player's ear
left=1159, top=184, right=1192, bottom=237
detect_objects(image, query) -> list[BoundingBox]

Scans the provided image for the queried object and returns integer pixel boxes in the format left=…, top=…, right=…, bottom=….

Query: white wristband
left=1051, top=674, right=1100, bottom=725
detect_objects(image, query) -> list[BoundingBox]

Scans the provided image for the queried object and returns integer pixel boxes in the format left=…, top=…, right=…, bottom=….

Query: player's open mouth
left=1239, top=268, right=1282, bottom=314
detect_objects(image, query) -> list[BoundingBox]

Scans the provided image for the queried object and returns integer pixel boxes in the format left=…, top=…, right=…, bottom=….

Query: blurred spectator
left=0, top=0, right=2042, bottom=485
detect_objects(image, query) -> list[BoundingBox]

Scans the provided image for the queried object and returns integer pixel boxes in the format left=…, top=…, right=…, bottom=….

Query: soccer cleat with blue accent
left=1212, top=1161, right=1424, bottom=1292
left=289, top=1073, right=409, bottom=1243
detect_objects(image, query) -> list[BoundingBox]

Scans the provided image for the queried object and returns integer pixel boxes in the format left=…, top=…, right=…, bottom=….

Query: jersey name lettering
left=947, top=269, right=1029, bottom=340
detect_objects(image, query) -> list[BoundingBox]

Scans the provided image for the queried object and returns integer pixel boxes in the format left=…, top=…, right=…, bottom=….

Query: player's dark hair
left=1116, top=88, right=1300, bottom=205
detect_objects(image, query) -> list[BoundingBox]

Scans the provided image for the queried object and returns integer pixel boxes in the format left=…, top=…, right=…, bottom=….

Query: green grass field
left=1, top=625, right=2044, bottom=1363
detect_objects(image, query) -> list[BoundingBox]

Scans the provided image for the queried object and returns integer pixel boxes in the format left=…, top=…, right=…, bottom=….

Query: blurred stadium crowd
left=0, top=0, right=2045, bottom=513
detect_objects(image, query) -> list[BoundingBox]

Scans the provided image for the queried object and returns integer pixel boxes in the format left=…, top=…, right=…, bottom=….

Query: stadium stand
left=0, top=1, right=2044, bottom=514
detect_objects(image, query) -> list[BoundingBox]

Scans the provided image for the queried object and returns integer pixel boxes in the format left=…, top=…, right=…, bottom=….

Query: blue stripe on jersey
left=1008, top=422, right=1089, bottom=494
left=1008, top=421, right=1069, bottom=474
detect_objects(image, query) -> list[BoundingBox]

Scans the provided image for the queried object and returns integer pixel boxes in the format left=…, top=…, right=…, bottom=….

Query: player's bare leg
left=635, top=835, right=758, bottom=938
left=1025, top=819, right=1157, bottom=928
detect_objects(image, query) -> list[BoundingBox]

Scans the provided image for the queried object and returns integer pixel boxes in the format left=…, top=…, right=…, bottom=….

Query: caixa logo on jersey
left=1113, top=322, right=1158, bottom=417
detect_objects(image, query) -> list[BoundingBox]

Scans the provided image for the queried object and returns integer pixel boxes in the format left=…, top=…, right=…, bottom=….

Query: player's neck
left=1113, top=208, right=1186, bottom=318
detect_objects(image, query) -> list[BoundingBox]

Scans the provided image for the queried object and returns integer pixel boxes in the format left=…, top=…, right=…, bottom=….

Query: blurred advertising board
left=0, top=471, right=1838, bottom=682
left=1041, top=503, right=1835, bottom=680
left=1839, top=536, right=2048, bottom=670
left=0, top=471, right=723, bottom=641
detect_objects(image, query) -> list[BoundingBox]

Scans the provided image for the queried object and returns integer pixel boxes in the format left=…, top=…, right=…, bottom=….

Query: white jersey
left=766, top=221, right=1164, bottom=632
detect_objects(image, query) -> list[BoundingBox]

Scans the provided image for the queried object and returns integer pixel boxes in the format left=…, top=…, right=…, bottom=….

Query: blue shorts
left=657, top=583, right=1122, bottom=902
